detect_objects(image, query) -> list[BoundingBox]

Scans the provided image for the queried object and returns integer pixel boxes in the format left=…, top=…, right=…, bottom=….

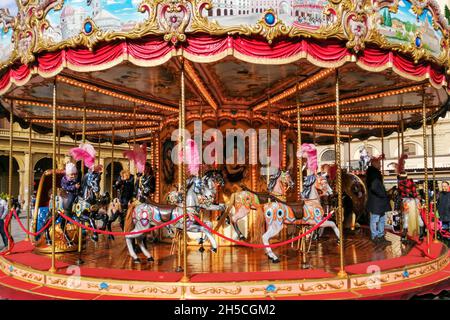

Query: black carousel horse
left=70, top=170, right=107, bottom=242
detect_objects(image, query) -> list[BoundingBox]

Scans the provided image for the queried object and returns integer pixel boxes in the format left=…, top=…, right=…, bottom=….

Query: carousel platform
left=0, top=229, right=449, bottom=300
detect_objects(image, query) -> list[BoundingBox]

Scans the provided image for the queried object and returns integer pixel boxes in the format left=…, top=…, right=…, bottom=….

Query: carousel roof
left=0, top=0, right=448, bottom=144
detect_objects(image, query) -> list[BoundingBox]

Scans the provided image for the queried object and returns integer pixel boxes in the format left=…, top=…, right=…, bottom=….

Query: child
left=61, top=162, right=80, bottom=216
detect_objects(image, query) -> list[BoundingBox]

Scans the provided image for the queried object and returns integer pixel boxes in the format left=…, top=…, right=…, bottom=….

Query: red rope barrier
left=12, top=209, right=52, bottom=237
left=192, top=212, right=334, bottom=249
left=57, top=210, right=184, bottom=236
left=1, top=209, right=15, bottom=256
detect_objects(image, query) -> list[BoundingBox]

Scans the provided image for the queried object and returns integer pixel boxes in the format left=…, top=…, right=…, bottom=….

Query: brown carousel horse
left=322, top=164, right=368, bottom=229
left=217, top=169, right=295, bottom=240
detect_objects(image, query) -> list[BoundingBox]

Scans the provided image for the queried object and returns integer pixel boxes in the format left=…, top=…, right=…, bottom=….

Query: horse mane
left=328, top=164, right=337, bottom=182
left=267, top=170, right=281, bottom=192
left=301, top=175, right=317, bottom=199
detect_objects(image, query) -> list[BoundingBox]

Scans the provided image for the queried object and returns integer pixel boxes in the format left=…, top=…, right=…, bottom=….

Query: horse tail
left=253, top=201, right=266, bottom=244
left=124, top=202, right=136, bottom=233
left=215, top=192, right=235, bottom=231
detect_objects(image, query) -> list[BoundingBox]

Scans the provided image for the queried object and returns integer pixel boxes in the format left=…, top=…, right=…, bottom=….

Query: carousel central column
left=421, top=88, right=430, bottom=253
left=335, top=70, right=346, bottom=278
left=49, top=81, right=57, bottom=273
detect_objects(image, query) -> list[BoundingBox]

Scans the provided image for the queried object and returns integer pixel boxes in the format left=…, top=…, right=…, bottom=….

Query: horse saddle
left=147, top=200, right=176, bottom=222
left=286, top=201, right=305, bottom=220
left=239, top=184, right=281, bottom=204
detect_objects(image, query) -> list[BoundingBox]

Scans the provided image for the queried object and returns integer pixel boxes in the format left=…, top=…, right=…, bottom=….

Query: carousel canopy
left=0, top=0, right=448, bottom=144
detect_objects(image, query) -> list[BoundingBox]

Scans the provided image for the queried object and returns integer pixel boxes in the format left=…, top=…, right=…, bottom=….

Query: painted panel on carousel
left=202, top=0, right=335, bottom=31
left=377, top=0, right=445, bottom=59
left=44, top=0, right=146, bottom=44
left=0, top=0, right=18, bottom=66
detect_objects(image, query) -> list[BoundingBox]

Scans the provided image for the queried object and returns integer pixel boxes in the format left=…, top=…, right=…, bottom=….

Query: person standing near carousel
left=392, top=154, right=425, bottom=243
left=113, top=169, right=135, bottom=230
left=366, top=154, right=392, bottom=245
left=437, top=181, right=450, bottom=232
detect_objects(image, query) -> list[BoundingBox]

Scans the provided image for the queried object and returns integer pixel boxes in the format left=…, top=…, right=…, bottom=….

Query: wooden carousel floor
left=47, top=228, right=416, bottom=274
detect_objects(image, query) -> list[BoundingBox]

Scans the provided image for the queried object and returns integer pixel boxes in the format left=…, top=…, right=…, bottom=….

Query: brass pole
left=111, top=124, right=115, bottom=197
left=421, top=88, right=430, bottom=253
left=431, top=118, right=438, bottom=243
left=76, top=98, right=87, bottom=264
left=296, top=87, right=303, bottom=199
left=26, top=122, right=32, bottom=241
left=58, top=128, right=61, bottom=169
left=381, top=114, right=385, bottom=176
left=180, top=59, right=189, bottom=282
left=397, top=125, right=400, bottom=160
left=348, top=135, right=351, bottom=171
left=400, top=108, right=405, bottom=153
left=133, top=103, right=137, bottom=176
left=7, top=101, right=13, bottom=251
left=98, top=136, right=101, bottom=166
left=336, top=70, right=346, bottom=278
left=49, top=81, right=57, bottom=273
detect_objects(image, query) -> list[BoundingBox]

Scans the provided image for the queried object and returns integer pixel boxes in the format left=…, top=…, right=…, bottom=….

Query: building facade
left=0, top=119, right=134, bottom=213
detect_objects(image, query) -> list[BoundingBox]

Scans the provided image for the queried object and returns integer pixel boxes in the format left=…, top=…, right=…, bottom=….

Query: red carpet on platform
left=343, top=242, right=444, bottom=275
left=6, top=252, right=70, bottom=271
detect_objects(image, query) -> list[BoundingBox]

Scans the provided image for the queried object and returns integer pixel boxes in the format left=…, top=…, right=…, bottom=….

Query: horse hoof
left=198, top=246, right=205, bottom=253
left=198, top=238, right=204, bottom=245
left=133, top=258, right=141, bottom=264
left=91, top=235, right=99, bottom=242
left=271, top=258, right=280, bottom=264
left=211, top=248, right=217, bottom=253
left=147, top=257, right=154, bottom=262
left=108, top=235, right=115, bottom=241
left=239, top=236, right=246, bottom=241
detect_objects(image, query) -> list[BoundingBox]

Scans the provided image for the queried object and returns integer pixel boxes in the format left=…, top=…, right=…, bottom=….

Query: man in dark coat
left=366, top=156, right=391, bottom=245
left=438, top=181, right=450, bottom=231
left=113, top=169, right=135, bottom=230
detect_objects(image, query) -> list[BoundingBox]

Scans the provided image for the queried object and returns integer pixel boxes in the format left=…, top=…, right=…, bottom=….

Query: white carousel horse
left=255, top=173, right=340, bottom=263
left=125, top=174, right=226, bottom=263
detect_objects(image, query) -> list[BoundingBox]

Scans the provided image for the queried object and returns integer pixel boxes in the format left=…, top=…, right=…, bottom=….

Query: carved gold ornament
left=190, top=286, right=242, bottom=295
left=0, top=0, right=447, bottom=71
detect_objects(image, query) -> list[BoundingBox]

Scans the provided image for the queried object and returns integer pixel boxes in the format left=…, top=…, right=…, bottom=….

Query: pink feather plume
left=180, top=139, right=200, bottom=176
left=69, top=143, right=96, bottom=169
left=300, top=143, right=318, bottom=173
left=397, top=153, right=408, bottom=174
left=123, top=143, right=147, bottom=174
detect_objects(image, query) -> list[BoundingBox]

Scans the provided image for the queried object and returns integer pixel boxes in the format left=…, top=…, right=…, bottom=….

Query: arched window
left=224, top=9, right=227, bottom=15
left=321, top=149, right=336, bottom=162
left=217, top=8, right=221, bottom=16
left=403, top=143, right=417, bottom=156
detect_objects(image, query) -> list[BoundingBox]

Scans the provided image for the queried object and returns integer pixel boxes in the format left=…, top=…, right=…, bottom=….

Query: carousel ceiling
left=0, top=55, right=447, bottom=144
left=0, top=0, right=448, bottom=144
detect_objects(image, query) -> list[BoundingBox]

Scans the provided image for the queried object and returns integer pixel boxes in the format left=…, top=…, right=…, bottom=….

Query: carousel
left=0, top=0, right=449, bottom=300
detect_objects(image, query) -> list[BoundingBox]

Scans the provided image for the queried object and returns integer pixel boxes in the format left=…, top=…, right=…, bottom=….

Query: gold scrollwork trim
left=249, top=286, right=292, bottom=295
left=128, top=285, right=178, bottom=295
left=352, top=275, right=390, bottom=287
left=87, top=283, right=123, bottom=292
left=190, top=286, right=242, bottom=295
left=48, top=278, right=68, bottom=286
left=299, top=281, right=345, bottom=292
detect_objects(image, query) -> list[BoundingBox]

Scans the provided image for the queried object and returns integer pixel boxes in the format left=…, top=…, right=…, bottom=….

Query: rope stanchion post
left=335, top=70, right=347, bottom=278
left=49, top=81, right=57, bottom=273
